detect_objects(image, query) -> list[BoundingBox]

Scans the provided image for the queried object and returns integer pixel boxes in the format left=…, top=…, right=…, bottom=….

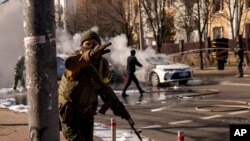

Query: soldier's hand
left=89, top=42, right=111, bottom=58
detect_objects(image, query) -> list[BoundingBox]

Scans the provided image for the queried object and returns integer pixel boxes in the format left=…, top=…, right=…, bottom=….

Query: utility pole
left=138, top=0, right=144, bottom=50
left=55, top=0, right=63, bottom=29
left=23, top=0, right=59, bottom=141
left=63, top=0, right=68, bottom=32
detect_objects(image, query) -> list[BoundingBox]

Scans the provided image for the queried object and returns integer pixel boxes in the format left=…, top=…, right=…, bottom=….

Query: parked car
left=135, top=55, right=193, bottom=86
left=56, top=57, right=65, bottom=80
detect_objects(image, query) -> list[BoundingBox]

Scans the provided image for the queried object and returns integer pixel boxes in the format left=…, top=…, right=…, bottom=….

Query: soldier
left=121, top=49, right=145, bottom=97
left=13, top=55, right=25, bottom=90
left=58, top=30, right=112, bottom=141
left=234, top=35, right=244, bottom=77
left=234, top=47, right=244, bottom=77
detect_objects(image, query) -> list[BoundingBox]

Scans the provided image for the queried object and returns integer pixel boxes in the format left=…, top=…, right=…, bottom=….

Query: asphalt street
left=95, top=67, right=250, bottom=141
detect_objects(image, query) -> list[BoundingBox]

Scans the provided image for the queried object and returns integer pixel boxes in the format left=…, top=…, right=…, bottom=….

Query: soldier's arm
left=64, top=50, right=91, bottom=77
left=65, top=43, right=112, bottom=78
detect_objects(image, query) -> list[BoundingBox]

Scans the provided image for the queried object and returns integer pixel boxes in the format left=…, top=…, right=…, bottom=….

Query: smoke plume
left=0, top=0, right=24, bottom=87
left=0, top=0, right=161, bottom=88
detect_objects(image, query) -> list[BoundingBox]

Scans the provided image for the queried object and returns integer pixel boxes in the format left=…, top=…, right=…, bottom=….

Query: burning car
left=135, top=55, right=193, bottom=86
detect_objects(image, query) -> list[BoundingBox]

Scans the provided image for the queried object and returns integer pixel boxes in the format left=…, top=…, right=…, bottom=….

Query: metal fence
left=158, top=38, right=250, bottom=55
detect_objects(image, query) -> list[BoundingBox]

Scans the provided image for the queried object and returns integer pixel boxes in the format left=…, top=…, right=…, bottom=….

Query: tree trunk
left=199, top=34, right=204, bottom=70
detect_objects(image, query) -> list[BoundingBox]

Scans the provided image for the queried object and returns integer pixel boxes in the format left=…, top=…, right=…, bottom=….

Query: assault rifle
left=87, top=64, right=142, bottom=141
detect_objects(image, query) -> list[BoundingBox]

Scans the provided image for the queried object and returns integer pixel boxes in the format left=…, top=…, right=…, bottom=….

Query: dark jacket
left=126, top=56, right=142, bottom=74
left=235, top=48, right=244, bottom=60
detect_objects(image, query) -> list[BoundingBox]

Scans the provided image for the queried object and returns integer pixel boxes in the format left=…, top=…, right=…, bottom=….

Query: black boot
left=139, top=90, right=145, bottom=95
left=121, top=92, right=129, bottom=97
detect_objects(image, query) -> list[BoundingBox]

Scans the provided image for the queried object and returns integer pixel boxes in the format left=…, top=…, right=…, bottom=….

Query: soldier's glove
left=110, top=102, right=130, bottom=120
left=89, top=42, right=111, bottom=59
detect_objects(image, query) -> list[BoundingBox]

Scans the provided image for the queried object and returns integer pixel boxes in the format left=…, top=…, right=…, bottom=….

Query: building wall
left=208, top=0, right=250, bottom=40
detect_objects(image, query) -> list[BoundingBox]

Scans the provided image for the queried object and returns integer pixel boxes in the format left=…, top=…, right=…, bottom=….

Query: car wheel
left=150, top=73, right=160, bottom=86
left=179, top=80, right=188, bottom=85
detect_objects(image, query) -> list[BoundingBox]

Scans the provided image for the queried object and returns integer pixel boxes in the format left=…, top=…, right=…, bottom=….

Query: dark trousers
left=60, top=105, right=95, bottom=141
left=122, top=73, right=143, bottom=93
left=13, top=75, right=25, bottom=89
left=238, top=59, right=244, bottom=76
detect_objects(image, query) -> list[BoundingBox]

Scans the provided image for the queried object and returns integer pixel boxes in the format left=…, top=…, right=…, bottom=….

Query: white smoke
left=0, top=0, right=24, bottom=87
left=56, top=29, right=81, bottom=58
left=108, top=34, right=162, bottom=67
left=0, top=0, right=161, bottom=88
left=56, top=26, right=99, bottom=59
left=56, top=29, right=162, bottom=68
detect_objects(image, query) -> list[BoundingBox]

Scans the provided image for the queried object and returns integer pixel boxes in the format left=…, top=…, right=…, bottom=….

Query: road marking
left=169, top=120, right=192, bottom=125
left=151, top=106, right=167, bottom=112
left=200, top=115, right=223, bottom=120
left=228, top=110, right=249, bottom=115
left=141, top=125, right=162, bottom=129
left=220, top=82, right=250, bottom=86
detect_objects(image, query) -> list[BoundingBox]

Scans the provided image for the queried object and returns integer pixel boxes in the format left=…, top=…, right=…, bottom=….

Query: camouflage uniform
left=13, top=56, right=25, bottom=90
left=58, top=31, right=110, bottom=141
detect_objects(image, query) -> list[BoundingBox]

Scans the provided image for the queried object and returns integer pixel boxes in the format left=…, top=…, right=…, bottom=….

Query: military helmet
left=80, top=30, right=101, bottom=45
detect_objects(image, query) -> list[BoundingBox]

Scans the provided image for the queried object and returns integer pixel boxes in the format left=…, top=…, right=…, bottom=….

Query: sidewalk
left=192, top=66, right=250, bottom=76
left=0, top=108, right=102, bottom=141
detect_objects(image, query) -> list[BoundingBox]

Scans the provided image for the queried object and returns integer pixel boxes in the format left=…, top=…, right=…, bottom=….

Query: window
left=213, top=27, right=223, bottom=39
left=246, top=0, right=250, bottom=8
left=245, top=23, right=250, bottom=38
left=167, top=0, right=174, bottom=7
left=213, top=0, right=223, bottom=13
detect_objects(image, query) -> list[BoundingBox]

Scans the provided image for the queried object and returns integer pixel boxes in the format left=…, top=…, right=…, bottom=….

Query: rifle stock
left=87, top=64, right=142, bottom=141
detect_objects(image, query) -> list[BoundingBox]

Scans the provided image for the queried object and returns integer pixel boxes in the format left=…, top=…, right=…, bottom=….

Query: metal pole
left=111, top=118, right=116, bottom=141
left=23, top=0, right=59, bottom=141
left=177, top=130, right=184, bottom=141
left=63, top=0, right=67, bottom=32
left=138, top=0, right=143, bottom=50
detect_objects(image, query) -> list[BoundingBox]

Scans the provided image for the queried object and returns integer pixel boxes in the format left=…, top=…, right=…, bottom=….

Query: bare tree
left=190, top=0, right=214, bottom=69
left=223, top=0, right=248, bottom=39
left=174, top=0, right=197, bottom=42
left=102, top=0, right=138, bottom=46
left=141, top=0, right=175, bottom=53
left=65, top=6, right=80, bottom=34
left=70, top=0, right=137, bottom=46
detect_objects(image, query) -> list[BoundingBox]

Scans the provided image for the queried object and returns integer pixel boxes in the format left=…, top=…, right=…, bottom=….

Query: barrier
left=211, top=38, right=229, bottom=70
left=177, top=130, right=184, bottom=141
left=111, top=118, right=116, bottom=141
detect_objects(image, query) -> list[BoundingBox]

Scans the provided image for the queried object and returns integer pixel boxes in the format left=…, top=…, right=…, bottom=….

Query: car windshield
left=145, top=56, right=174, bottom=65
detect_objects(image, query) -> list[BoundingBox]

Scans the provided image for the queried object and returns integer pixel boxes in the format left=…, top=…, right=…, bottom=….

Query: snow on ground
left=0, top=87, right=152, bottom=141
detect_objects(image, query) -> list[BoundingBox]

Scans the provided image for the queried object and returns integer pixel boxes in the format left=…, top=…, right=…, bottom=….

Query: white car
left=135, top=55, right=193, bottom=86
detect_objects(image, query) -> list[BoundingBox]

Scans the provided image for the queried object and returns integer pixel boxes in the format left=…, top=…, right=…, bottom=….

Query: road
left=95, top=69, right=250, bottom=141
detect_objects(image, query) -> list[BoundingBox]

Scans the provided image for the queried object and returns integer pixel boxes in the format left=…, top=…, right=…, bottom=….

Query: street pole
left=138, top=0, right=144, bottom=50
left=63, top=0, right=68, bottom=32
left=23, top=0, right=59, bottom=141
